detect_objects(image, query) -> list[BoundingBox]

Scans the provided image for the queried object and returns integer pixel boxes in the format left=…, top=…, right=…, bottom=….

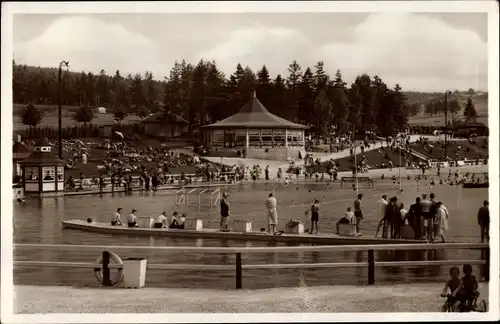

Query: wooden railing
left=14, top=243, right=489, bottom=289
left=67, top=171, right=238, bottom=192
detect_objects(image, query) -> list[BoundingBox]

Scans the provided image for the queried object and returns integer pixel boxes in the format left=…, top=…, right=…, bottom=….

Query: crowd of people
left=371, top=193, right=450, bottom=242
left=109, top=207, right=187, bottom=229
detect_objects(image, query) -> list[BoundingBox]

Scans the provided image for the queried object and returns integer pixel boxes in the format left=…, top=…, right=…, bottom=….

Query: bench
left=340, top=176, right=374, bottom=188
left=232, top=220, right=253, bottom=233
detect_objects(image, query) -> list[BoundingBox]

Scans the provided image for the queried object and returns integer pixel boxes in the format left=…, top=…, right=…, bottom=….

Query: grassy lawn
left=12, top=113, right=142, bottom=131
left=307, top=140, right=489, bottom=173
left=19, top=137, right=198, bottom=178
left=408, top=114, right=488, bottom=126
left=409, top=139, right=488, bottom=161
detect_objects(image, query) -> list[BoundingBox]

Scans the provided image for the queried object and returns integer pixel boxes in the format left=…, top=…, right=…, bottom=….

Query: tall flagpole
left=353, top=125, right=359, bottom=195
left=399, top=134, right=402, bottom=192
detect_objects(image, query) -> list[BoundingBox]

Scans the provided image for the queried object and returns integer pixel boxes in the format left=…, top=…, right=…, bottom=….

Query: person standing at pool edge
left=310, top=199, right=320, bottom=234
left=220, top=192, right=230, bottom=232
left=266, top=193, right=278, bottom=234
left=477, top=200, right=489, bottom=243
left=353, top=193, right=363, bottom=234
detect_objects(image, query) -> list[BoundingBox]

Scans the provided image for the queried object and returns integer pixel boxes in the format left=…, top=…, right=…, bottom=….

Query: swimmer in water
left=16, top=191, right=25, bottom=203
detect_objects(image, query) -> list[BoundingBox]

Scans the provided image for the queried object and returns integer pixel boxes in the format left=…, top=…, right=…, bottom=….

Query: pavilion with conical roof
left=202, top=91, right=308, bottom=160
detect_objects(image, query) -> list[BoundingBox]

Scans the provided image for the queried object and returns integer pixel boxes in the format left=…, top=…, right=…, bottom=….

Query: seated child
left=178, top=213, right=186, bottom=229
left=455, top=264, right=479, bottom=310
left=440, top=266, right=461, bottom=311
left=169, top=212, right=180, bottom=229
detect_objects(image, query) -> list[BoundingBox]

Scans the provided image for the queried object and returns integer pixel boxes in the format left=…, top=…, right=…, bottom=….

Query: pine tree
left=312, top=89, right=333, bottom=142
left=347, top=84, right=362, bottom=130
left=73, top=106, right=95, bottom=126
left=463, top=97, right=477, bottom=122
left=297, top=67, right=315, bottom=126
left=328, top=86, right=350, bottom=133
left=313, top=61, right=328, bottom=92
left=332, top=70, right=347, bottom=89
left=355, top=74, right=376, bottom=131
left=256, top=65, right=273, bottom=109
left=22, top=103, right=43, bottom=128
left=286, top=60, right=302, bottom=122
left=271, top=74, right=287, bottom=117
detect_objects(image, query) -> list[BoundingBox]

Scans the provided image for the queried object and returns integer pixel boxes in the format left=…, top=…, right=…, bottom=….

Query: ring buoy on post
left=94, top=251, right=123, bottom=287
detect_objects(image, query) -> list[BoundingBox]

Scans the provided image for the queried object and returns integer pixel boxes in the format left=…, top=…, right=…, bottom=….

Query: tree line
left=15, top=59, right=430, bottom=136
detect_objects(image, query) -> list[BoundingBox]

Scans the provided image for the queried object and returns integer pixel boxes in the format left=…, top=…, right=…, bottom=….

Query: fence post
left=482, top=247, right=490, bottom=282
left=368, top=250, right=375, bottom=285
left=102, top=251, right=111, bottom=286
left=236, top=252, right=242, bottom=289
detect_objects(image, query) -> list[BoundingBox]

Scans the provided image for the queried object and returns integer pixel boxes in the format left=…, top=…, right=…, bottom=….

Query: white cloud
left=14, top=16, right=171, bottom=77
left=202, top=24, right=313, bottom=74
left=14, top=14, right=487, bottom=91
left=202, top=13, right=488, bottom=91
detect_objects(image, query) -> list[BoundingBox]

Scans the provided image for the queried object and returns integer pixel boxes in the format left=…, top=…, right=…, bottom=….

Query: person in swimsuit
left=477, top=200, right=489, bottom=243
left=220, top=192, right=230, bottom=232
left=154, top=212, right=168, bottom=228
left=127, top=209, right=138, bottom=228
left=420, top=194, right=433, bottom=241
left=178, top=213, right=186, bottom=230
left=309, top=199, right=320, bottom=234
left=440, top=266, right=461, bottom=311
left=111, top=208, right=123, bottom=226
left=353, top=193, right=363, bottom=234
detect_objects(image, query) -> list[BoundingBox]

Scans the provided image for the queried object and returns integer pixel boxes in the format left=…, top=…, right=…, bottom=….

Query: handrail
left=14, top=242, right=488, bottom=254
left=13, top=243, right=489, bottom=289
left=13, top=259, right=486, bottom=270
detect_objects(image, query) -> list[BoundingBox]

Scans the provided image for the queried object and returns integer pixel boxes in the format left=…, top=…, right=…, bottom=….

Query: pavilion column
left=285, top=129, right=288, bottom=147
left=54, top=168, right=58, bottom=192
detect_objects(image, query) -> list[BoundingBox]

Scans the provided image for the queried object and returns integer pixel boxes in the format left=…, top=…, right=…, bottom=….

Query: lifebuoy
left=94, top=251, right=123, bottom=287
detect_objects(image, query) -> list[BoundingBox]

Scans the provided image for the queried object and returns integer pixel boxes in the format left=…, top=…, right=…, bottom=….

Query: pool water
left=13, top=180, right=488, bottom=289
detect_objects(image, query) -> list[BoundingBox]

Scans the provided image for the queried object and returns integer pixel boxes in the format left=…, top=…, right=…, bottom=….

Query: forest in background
left=13, top=60, right=485, bottom=136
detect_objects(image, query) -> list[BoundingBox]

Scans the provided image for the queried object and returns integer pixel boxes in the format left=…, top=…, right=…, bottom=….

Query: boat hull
left=62, top=220, right=426, bottom=245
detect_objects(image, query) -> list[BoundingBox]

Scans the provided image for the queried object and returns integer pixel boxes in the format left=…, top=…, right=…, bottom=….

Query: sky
left=12, top=12, right=488, bottom=92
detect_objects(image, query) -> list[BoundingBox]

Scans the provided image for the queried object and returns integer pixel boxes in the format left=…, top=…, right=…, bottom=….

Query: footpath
left=14, top=282, right=489, bottom=313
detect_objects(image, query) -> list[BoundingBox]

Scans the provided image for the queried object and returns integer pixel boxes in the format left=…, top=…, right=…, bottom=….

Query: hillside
left=403, top=91, right=488, bottom=126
